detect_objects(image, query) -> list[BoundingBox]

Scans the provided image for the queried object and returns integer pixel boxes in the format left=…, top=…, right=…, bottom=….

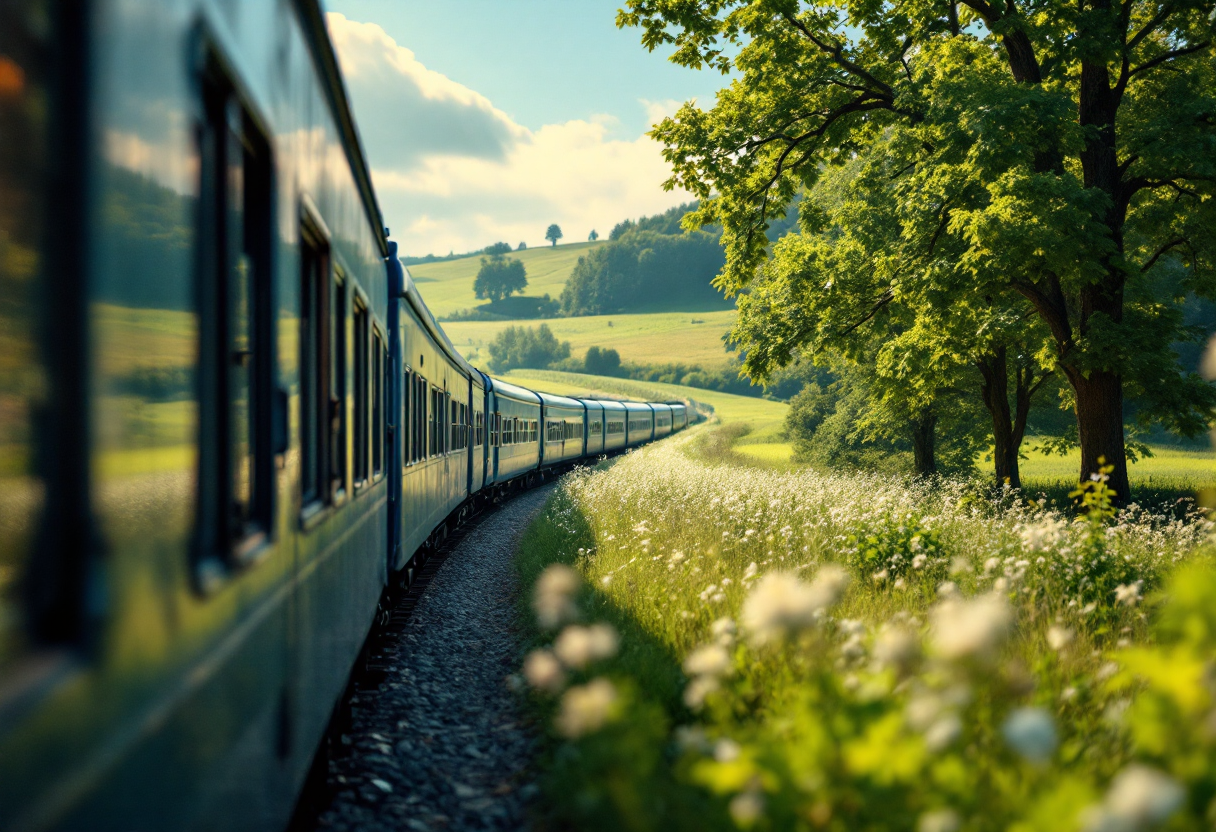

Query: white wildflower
left=554, top=624, right=619, bottom=669
left=729, top=791, right=765, bottom=825
left=742, top=562, right=759, bottom=581
left=534, top=565, right=580, bottom=629
left=683, top=676, right=720, bottom=710
left=673, top=725, right=710, bottom=754
left=523, top=649, right=566, bottom=693
left=949, top=556, right=973, bottom=575
left=1002, top=707, right=1057, bottom=763
left=1047, top=625, right=1074, bottom=651
left=1082, top=765, right=1185, bottom=832
left=710, top=617, right=737, bottom=645
left=741, top=567, right=849, bottom=646
left=1114, top=581, right=1143, bottom=606
left=683, top=644, right=732, bottom=678
left=924, top=713, right=963, bottom=752
left=1020, top=517, right=1068, bottom=552
left=931, top=593, right=1013, bottom=662
left=912, top=553, right=928, bottom=570
left=873, top=625, right=920, bottom=674
left=937, top=581, right=960, bottom=599
left=556, top=679, right=618, bottom=738
left=600, top=575, right=613, bottom=587
left=713, top=738, right=741, bottom=762
left=983, top=557, right=1001, bottom=574
left=918, top=808, right=961, bottom=832
left=873, top=568, right=890, bottom=582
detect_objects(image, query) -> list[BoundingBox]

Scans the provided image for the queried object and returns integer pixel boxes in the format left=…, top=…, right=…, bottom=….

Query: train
left=0, top=2, right=688, bottom=830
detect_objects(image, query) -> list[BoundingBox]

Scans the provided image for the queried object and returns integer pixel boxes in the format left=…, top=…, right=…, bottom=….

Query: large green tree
left=621, top=0, right=1216, bottom=498
left=473, top=254, right=527, bottom=303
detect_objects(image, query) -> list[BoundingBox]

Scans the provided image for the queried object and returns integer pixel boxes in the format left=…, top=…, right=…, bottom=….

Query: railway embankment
left=306, top=484, right=557, bottom=832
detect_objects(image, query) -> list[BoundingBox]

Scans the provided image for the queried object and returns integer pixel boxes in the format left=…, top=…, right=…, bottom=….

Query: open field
left=501, top=369, right=788, bottom=442
left=516, top=427, right=1216, bottom=830
left=450, top=310, right=737, bottom=370
left=406, top=241, right=603, bottom=318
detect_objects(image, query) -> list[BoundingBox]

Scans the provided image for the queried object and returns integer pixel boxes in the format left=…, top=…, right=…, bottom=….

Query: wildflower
left=741, top=567, right=849, bottom=646
left=937, top=581, right=960, bottom=599
left=710, top=617, right=737, bottom=645
left=873, top=568, right=889, bottom=582
left=918, top=809, right=961, bottom=832
left=713, top=738, right=741, bottom=762
left=1047, top=625, right=1074, bottom=651
left=673, top=725, right=710, bottom=754
left=729, top=791, right=765, bottom=825
left=600, top=575, right=613, bottom=587
left=1114, top=581, right=1143, bottom=606
left=553, top=623, right=619, bottom=669
left=930, top=593, right=1013, bottom=662
left=912, top=553, right=928, bottom=570
left=683, top=676, right=720, bottom=710
left=1081, top=765, right=1185, bottom=832
left=556, top=679, right=618, bottom=738
left=949, top=556, right=973, bottom=575
left=1002, top=707, right=1057, bottom=763
left=983, top=557, right=1000, bottom=574
left=742, top=562, right=759, bottom=581
left=873, top=625, right=920, bottom=674
left=683, top=644, right=732, bottom=678
left=1019, top=517, right=1067, bottom=552
left=924, top=713, right=963, bottom=751
left=534, top=565, right=580, bottom=629
left=523, top=650, right=566, bottom=693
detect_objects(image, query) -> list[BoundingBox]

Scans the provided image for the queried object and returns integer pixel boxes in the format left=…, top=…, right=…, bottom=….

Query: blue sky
left=324, top=2, right=725, bottom=255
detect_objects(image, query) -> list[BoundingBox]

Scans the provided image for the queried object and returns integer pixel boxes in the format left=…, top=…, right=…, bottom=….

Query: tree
left=584, top=346, right=622, bottom=376
left=484, top=241, right=511, bottom=255
left=487, top=324, right=571, bottom=372
left=473, top=254, right=528, bottom=303
left=589, top=229, right=599, bottom=241
left=545, top=224, right=564, bottom=247
left=517, top=241, right=527, bottom=250
left=621, top=0, right=1216, bottom=499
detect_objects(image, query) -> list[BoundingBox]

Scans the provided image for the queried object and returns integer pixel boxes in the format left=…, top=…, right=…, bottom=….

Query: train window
left=330, top=273, right=347, bottom=499
left=490, top=412, right=499, bottom=447
left=402, top=367, right=412, bottom=464
left=444, top=392, right=452, bottom=454
left=300, top=216, right=328, bottom=508
left=474, top=411, right=484, bottom=447
left=372, top=329, right=384, bottom=477
left=197, top=62, right=274, bottom=563
left=414, top=375, right=426, bottom=462
left=353, top=298, right=369, bottom=485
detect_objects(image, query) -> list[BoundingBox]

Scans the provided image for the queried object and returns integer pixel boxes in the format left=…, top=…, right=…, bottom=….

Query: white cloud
left=640, top=98, right=684, bottom=127
left=326, top=13, right=693, bottom=256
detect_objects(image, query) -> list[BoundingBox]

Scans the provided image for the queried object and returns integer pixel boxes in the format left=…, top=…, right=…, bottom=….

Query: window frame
left=352, top=295, right=370, bottom=488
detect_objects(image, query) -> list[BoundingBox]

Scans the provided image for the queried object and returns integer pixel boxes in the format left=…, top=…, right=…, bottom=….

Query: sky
left=324, top=1, right=727, bottom=256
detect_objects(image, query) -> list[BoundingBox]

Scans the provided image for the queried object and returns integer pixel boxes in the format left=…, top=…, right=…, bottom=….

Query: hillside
left=406, top=241, right=603, bottom=318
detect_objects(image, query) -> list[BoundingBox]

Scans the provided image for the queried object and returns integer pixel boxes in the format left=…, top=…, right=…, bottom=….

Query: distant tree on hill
left=473, top=254, right=528, bottom=303
left=583, top=346, right=622, bottom=376
left=517, top=241, right=527, bottom=250
left=487, top=324, right=571, bottom=372
left=484, top=241, right=511, bottom=255
left=545, top=224, right=563, bottom=247
left=588, top=229, right=599, bottom=241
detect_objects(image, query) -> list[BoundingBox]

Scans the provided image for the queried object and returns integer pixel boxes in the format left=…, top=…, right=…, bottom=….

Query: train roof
left=487, top=377, right=542, bottom=404
left=537, top=391, right=584, bottom=410
left=622, top=401, right=653, bottom=413
left=295, top=0, right=388, bottom=257
left=596, top=400, right=627, bottom=413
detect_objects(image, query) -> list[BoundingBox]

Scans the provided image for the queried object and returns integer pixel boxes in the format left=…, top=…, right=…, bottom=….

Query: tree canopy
left=545, top=224, right=564, bottom=246
left=620, top=0, right=1216, bottom=497
left=589, top=229, right=599, bottom=241
left=473, top=254, right=528, bottom=303
left=487, top=324, right=571, bottom=372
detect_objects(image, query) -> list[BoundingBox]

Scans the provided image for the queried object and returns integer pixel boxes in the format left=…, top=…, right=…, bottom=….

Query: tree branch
left=838, top=288, right=896, bottom=336
left=1140, top=237, right=1189, bottom=272
left=780, top=11, right=896, bottom=98
left=1128, top=40, right=1211, bottom=79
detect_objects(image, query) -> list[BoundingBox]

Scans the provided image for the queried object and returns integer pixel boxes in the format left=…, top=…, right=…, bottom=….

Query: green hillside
left=406, top=241, right=604, bottom=318
left=448, top=310, right=737, bottom=371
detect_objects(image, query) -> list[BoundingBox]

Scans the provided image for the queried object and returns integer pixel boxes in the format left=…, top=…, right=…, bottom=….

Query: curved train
left=0, top=3, right=686, bottom=830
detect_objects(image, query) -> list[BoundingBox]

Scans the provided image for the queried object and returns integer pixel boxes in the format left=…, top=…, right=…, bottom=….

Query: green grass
left=514, top=428, right=1216, bottom=831
left=406, top=241, right=604, bottom=318
left=448, top=310, right=738, bottom=371
left=500, top=369, right=788, bottom=442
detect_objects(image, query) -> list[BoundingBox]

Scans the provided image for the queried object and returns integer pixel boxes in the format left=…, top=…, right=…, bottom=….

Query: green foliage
left=561, top=229, right=728, bottom=315
left=473, top=253, right=528, bottom=303
left=486, top=323, right=571, bottom=372
left=619, top=0, right=1216, bottom=491
left=583, top=346, right=622, bottom=376
left=484, top=241, right=512, bottom=255
left=546, top=223, right=564, bottom=246
left=610, top=201, right=708, bottom=239
left=589, top=229, right=599, bottom=242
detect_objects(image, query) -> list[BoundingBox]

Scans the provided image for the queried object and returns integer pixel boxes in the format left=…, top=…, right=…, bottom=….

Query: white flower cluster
left=682, top=617, right=736, bottom=710
left=741, top=566, right=850, bottom=646
left=1081, top=765, right=1185, bottom=832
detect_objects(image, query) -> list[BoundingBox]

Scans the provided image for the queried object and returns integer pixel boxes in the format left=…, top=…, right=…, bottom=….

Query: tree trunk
left=976, top=348, right=1020, bottom=488
left=909, top=413, right=937, bottom=477
left=1068, top=367, right=1130, bottom=500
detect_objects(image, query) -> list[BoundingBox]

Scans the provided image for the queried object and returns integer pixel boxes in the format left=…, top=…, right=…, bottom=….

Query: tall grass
left=516, top=427, right=1216, bottom=831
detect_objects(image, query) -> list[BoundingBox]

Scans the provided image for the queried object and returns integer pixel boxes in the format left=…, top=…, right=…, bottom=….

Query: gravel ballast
left=311, top=484, right=556, bottom=832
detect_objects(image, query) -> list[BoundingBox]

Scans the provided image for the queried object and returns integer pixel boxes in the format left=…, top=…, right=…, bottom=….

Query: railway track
left=293, top=481, right=560, bottom=832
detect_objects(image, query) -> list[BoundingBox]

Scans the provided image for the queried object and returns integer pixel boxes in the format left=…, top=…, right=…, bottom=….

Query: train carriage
left=540, top=392, right=587, bottom=468
left=669, top=402, right=689, bottom=431
left=601, top=400, right=629, bottom=453
left=487, top=379, right=542, bottom=487
left=582, top=399, right=607, bottom=456
left=624, top=401, right=655, bottom=448
left=651, top=403, right=674, bottom=439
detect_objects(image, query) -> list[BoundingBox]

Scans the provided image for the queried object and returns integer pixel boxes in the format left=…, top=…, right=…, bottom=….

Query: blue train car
left=625, top=401, right=655, bottom=447
left=540, top=392, right=587, bottom=468
left=601, top=400, right=629, bottom=453
left=487, top=378, right=542, bottom=487
left=582, top=399, right=607, bottom=456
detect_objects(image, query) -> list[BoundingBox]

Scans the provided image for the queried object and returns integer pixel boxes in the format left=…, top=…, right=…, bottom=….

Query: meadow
left=515, top=426, right=1216, bottom=832
left=407, top=242, right=603, bottom=319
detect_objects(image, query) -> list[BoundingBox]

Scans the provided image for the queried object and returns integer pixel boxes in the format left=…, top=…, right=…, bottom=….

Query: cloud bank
left=327, top=13, right=693, bottom=256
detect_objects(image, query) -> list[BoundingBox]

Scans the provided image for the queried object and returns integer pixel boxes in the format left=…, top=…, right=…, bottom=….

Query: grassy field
left=451, top=310, right=737, bottom=370
left=501, top=369, right=788, bottom=443
left=515, top=428, right=1216, bottom=830
left=407, top=241, right=603, bottom=318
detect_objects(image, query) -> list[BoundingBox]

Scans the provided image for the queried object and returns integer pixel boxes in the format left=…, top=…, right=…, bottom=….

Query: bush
left=484, top=241, right=512, bottom=255
left=487, top=324, right=571, bottom=372
left=584, top=347, right=623, bottom=376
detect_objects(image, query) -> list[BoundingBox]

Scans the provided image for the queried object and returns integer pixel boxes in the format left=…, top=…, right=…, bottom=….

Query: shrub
left=487, top=324, right=570, bottom=372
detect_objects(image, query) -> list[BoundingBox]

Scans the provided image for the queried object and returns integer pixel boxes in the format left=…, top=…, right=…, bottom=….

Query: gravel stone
left=311, top=484, right=555, bottom=831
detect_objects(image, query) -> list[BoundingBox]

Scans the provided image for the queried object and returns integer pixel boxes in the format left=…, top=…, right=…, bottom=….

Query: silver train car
left=0, top=2, right=690, bottom=830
